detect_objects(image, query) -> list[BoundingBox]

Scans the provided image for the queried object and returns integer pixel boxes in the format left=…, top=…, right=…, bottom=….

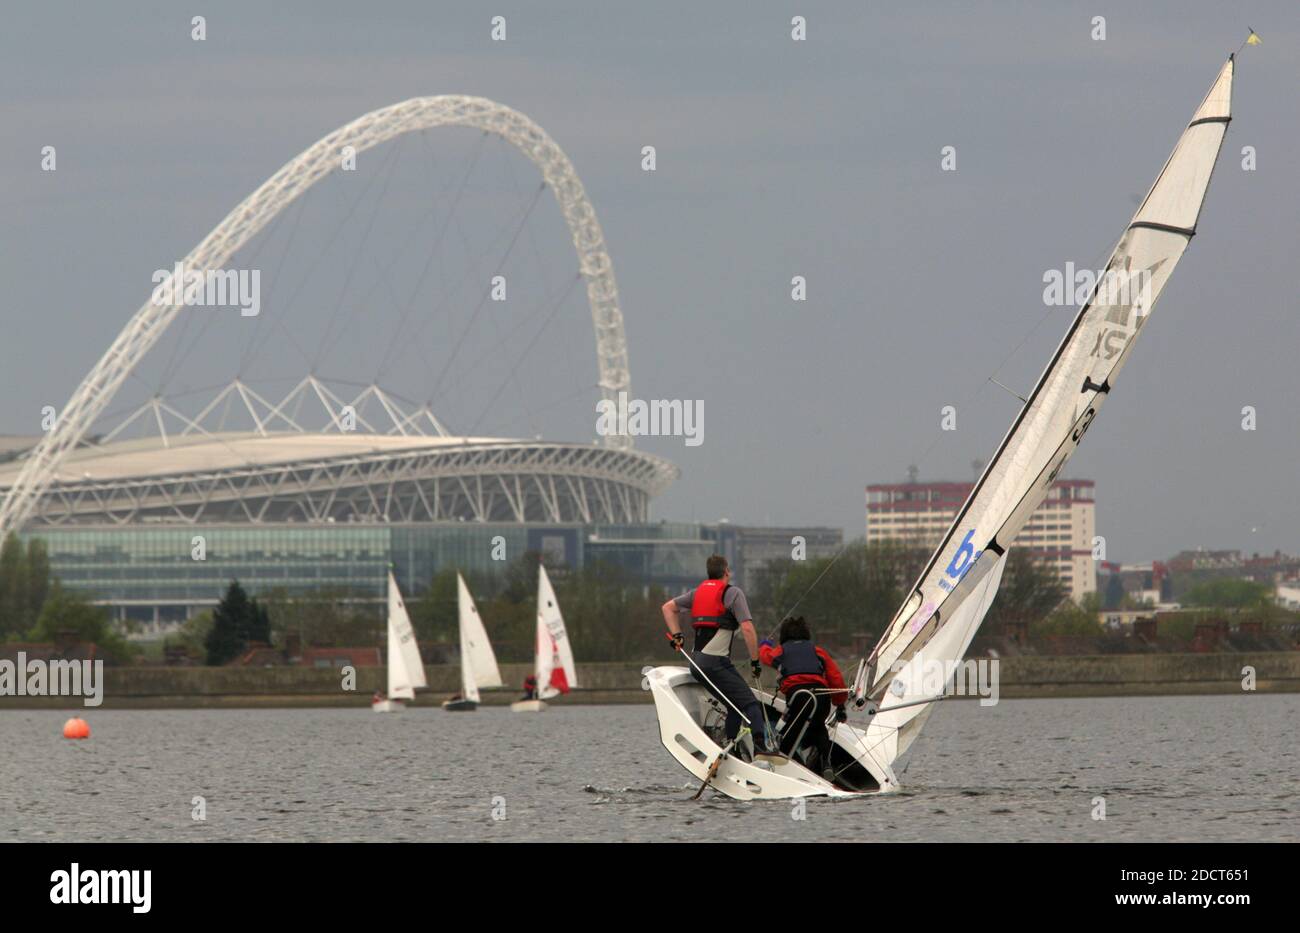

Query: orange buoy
left=62, top=717, right=90, bottom=739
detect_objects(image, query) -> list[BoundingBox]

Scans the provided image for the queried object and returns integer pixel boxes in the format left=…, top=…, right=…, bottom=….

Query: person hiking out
left=660, top=554, right=778, bottom=761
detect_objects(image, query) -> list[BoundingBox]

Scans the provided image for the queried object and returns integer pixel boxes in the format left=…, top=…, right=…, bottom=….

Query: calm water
left=2, top=695, right=1295, bottom=842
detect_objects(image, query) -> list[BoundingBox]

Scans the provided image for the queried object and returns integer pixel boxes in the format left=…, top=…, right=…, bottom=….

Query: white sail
left=860, top=57, right=1235, bottom=712
left=386, top=570, right=427, bottom=700
left=535, top=564, right=577, bottom=699
left=457, top=573, right=502, bottom=703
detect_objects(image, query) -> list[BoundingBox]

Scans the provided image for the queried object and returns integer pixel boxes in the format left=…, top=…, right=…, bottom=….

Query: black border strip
left=1188, top=116, right=1231, bottom=127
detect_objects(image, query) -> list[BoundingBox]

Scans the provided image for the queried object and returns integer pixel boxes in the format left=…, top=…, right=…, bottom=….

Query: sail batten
left=860, top=57, right=1235, bottom=709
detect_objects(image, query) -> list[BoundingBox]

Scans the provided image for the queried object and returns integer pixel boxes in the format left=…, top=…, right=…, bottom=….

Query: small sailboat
left=372, top=570, right=427, bottom=712
left=511, top=564, right=577, bottom=712
left=443, top=573, right=504, bottom=711
left=648, top=54, right=1238, bottom=798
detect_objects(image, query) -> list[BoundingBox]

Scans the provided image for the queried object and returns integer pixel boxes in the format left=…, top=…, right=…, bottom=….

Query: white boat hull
left=371, top=698, right=407, bottom=713
left=646, top=665, right=900, bottom=800
left=510, top=699, right=547, bottom=713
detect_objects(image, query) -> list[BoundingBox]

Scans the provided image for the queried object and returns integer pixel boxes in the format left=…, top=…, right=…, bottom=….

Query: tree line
left=10, top=530, right=1294, bottom=667
left=178, top=542, right=1082, bottom=665
left=0, top=532, right=133, bottom=660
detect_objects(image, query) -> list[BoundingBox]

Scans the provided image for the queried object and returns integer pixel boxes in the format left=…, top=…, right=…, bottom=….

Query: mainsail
left=535, top=564, right=577, bottom=699
left=386, top=570, right=428, bottom=701
left=457, top=573, right=503, bottom=703
left=856, top=57, right=1235, bottom=752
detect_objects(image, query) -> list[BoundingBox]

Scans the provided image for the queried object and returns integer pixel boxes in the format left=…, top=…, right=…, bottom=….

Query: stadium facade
left=0, top=429, right=840, bottom=633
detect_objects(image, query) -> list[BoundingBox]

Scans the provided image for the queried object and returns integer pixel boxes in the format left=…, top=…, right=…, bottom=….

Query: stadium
left=0, top=96, right=691, bottom=628
left=0, top=96, right=835, bottom=631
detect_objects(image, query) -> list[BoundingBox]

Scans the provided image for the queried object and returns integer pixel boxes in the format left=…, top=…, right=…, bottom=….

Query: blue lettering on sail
left=941, top=530, right=983, bottom=591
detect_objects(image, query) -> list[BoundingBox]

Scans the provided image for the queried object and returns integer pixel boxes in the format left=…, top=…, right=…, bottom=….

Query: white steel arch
left=0, top=96, right=633, bottom=535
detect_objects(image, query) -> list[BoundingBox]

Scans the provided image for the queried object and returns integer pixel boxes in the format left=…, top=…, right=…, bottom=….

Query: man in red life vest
left=521, top=674, right=538, bottom=701
left=660, top=554, right=777, bottom=759
left=758, top=615, right=848, bottom=777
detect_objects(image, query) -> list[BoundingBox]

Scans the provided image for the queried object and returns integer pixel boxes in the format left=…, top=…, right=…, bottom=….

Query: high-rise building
left=865, top=479, right=1096, bottom=601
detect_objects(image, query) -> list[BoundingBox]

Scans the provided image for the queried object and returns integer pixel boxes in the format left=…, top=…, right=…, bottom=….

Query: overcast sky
left=1, top=1, right=1296, bottom=564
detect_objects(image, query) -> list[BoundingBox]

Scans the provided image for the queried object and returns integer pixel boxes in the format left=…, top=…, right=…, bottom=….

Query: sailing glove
left=750, top=660, right=763, bottom=680
left=667, top=632, right=685, bottom=650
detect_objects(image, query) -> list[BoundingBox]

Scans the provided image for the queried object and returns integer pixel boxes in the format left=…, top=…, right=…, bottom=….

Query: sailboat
left=511, top=563, right=578, bottom=712
left=442, top=573, right=504, bottom=711
left=648, top=54, right=1237, bottom=798
left=371, top=570, right=428, bottom=712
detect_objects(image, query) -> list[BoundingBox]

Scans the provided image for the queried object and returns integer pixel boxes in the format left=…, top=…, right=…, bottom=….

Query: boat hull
left=645, top=665, right=899, bottom=800
left=442, top=698, right=478, bottom=712
left=371, top=698, right=407, bottom=713
left=510, top=699, right=546, bottom=713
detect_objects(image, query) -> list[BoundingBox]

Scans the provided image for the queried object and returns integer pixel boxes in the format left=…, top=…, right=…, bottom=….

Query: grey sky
left=1, top=1, right=1296, bottom=564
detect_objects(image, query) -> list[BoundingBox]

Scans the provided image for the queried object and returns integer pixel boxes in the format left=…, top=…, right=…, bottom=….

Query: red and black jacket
left=759, top=639, right=848, bottom=706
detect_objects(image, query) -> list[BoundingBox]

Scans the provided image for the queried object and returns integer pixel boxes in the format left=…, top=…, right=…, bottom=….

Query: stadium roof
left=0, top=432, right=678, bottom=527
left=0, top=432, right=518, bottom=486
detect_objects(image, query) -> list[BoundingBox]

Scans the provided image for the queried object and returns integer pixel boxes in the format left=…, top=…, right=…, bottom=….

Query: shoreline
left=1, top=652, right=1297, bottom=709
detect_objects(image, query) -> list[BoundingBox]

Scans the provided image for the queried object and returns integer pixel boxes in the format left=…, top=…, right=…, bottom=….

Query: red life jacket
left=690, top=579, right=736, bottom=630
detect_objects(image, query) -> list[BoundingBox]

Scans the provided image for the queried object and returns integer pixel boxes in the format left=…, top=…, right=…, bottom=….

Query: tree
left=164, top=610, right=214, bottom=662
left=982, top=550, right=1068, bottom=634
left=0, top=534, right=63, bottom=637
left=1183, top=578, right=1272, bottom=610
left=205, top=580, right=272, bottom=665
left=551, top=560, right=667, bottom=662
left=1035, top=595, right=1103, bottom=638
left=24, top=538, right=51, bottom=632
left=262, top=586, right=381, bottom=648
left=28, top=581, right=134, bottom=662
left=0, top=532, right=26, bottom=637
left=749, top=539, right=929, bottom=650
left=410, top=568, right=460, bottom=643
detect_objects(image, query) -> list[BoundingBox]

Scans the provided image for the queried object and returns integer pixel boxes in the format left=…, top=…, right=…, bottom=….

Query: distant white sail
left=386, top=570, right=427, bottom=700
left=535, top=564, right=577, bottom=699
left=457, top=573, right=502, bottom=703
left=859, top=58, right=1235, bottom=721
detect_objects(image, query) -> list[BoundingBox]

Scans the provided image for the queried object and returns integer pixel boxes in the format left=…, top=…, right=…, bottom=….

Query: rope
left=671, top=647, right=751, bottom=727
left=763, top=541, right=852, bottom=641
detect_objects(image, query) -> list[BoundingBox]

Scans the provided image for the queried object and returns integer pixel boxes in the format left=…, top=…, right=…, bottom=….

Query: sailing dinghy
left=443, top=573, right=504, bottom=711
left=372, top=570, right=427, bottom=712
left=648, top=55, right=1237, bottom=799
left=511, top=564, right=578, bottom=712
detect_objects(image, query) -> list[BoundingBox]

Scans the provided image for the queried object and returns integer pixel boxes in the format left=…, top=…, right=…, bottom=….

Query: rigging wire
left=153, top=182, right=298, bottom=396
left=425, top=180, right=548, bottom=406
left=466, top=272, right=583, bottom=436
left=306, top=135, right=409, bottom=371
left=373, top=129, right=491, bottom=379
